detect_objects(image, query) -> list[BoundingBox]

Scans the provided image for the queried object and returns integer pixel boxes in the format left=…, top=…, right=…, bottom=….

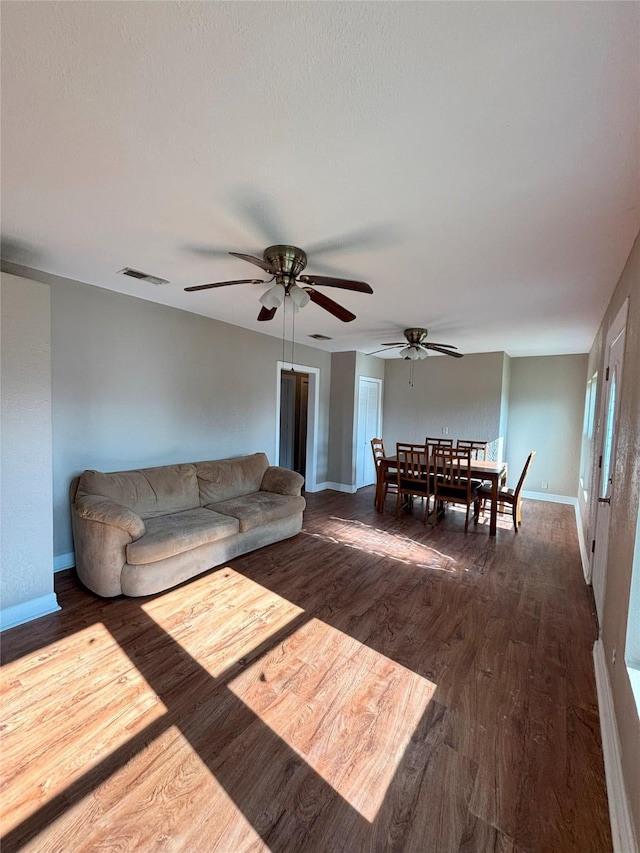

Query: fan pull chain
left=282, top=299, right=286, bottom=365
left=291, top=303, right=296, bottom=369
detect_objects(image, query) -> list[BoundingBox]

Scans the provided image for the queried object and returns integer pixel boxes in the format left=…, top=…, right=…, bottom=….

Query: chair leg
left=422, top=494, right=431, bottom=525
left=512, top=501, right=518, bottom=530
left=430, top=495, right=438, bottom=526
left=464, top=503, right=470, bottom=534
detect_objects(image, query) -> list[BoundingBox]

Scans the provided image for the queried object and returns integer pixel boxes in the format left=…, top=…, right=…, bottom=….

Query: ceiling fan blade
left=185, top=278, right=264, bottom=292
left=298, top=274, right=373, bottom=294
left=229, top=252, right=277, bottom=274
left=380, top=341, right=409, bottom=346
left=424, top=344, right=464, bottom=358
left=257, top=306, right=278, bottom=321
left=424, top=342, right=458, bottom=349
left=304, top=288, right=356, bottom=322
left=367, top=345, right=403, bottom=355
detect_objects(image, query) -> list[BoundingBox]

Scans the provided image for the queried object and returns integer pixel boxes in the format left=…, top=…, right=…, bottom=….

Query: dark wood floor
left=1, top=489, right=611, bottom=852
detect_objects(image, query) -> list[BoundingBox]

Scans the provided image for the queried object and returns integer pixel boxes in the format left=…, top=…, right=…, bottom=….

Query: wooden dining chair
left=395, top=443, right=431, bottom=521
left=371, top=437, right=397, bottom=508
left=479, top=451, right=536, bottom=530
left=456, top=439, right=488, bottom=460
left=430, top=446, right=482, bottom=533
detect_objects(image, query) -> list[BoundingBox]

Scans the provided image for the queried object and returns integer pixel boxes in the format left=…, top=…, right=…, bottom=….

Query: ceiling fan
left=370, top=328, right=464, bottom=359
left=184, top=244, right=373, bottom=323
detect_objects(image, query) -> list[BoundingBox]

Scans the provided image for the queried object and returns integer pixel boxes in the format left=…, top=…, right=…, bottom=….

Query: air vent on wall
left=308, top=333, right=332, bottom=340
left=119, top=267, right=169, bottom=286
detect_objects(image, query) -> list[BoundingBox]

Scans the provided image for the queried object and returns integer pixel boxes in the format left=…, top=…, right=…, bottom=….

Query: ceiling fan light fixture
left=417, top=347, right=429, bottom=359
left=289, top=283, right=311, bottom=308
left=259, top=282, right=286, bottom=309
left=399, top=346, right=419, bottom=360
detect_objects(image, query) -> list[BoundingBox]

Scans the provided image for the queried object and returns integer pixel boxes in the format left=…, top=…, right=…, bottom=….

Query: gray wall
left=585, top=231, right=640, bottom=841
left=327, top=351, right=385, bottom=487
left=500, top=353, right=511, bottom=441
left=327, top=352, right=357, bottom=485
left=1, top=274, right=55, bottom=614
left=47, top=273, right=331, bottom=558
left=382, top=351, right=507, bottom=451
left=380, top=349, right=587, bottom=499
left=506, top=354, right=588, bottom=497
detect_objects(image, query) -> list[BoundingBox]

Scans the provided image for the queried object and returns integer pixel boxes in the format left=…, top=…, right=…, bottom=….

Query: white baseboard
left=54, top=551, right=75, bottom=572
left=313, top=481, right=358, bottom=494
left=593, top=639, right=639, bottom=853
left=0, top=593, right=61, bottom=632
left=522, top=490, right=577, bottom=505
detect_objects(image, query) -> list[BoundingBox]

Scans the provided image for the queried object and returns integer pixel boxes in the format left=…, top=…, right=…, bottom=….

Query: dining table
left=375, top=454, right=508, bottom=536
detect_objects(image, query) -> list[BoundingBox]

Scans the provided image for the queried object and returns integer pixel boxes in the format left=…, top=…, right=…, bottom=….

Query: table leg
left=490, top=475, right=498, bottom=536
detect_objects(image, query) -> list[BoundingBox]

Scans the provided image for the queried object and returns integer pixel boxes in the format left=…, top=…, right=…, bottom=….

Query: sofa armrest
left=260, top=466, right=304, bottom=496
left=71, top=496, right=146, bottom=597
left=74, top=495, right=146, bottom=539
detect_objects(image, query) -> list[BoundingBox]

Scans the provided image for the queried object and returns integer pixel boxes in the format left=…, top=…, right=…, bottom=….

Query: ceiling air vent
left=119, top=267, right=169, bottom=286
left=308, top=334, right=332, bottom=341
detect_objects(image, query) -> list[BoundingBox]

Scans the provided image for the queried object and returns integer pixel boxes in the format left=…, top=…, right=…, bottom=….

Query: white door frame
left=355, top=376, right=383, bottom=489
left=590, top=299, right=628, bottom=615
left=275, top=361, right=320, bottom=492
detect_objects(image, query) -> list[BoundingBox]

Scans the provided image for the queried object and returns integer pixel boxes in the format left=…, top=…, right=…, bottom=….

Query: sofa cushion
left=77, top=464, right=199, bottom=519
left=196, top=453, right=269, bottom=504
left=126, top=508, right=240, bottom=565
left=206, top=492, right=305, bottom=532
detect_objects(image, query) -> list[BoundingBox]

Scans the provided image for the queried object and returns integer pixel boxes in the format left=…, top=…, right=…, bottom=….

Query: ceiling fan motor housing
left=404, top=328, right=428, bottom=346
left=264, top=245, right=308, bottom=288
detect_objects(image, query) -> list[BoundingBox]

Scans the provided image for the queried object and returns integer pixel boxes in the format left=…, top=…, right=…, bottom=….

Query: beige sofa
left=70, top=453, right=305, bottom=597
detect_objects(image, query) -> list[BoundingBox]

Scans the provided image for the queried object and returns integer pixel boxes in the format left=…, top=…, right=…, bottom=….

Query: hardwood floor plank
left=458, top=813, right=521, bottom=852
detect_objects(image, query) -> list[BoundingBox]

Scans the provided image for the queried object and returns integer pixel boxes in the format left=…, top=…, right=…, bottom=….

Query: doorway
left=275, top=361, right=319, bottom=491
left=356, top=377, right=382, bottom=489
left=592, top=299, right=628, bottom=623
left=279, top=370, right=309, bottom=479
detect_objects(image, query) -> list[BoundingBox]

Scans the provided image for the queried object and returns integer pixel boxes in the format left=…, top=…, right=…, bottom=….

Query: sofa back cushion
left=76, top=464, right=199, bottom=519
left=196, top=453, right=269, bottom=504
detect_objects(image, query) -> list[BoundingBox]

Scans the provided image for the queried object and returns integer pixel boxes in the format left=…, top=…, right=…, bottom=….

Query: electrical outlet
left=442, top=427, right=449, bottom=435
left=612, top=647, right=617, bottom=666
left=541, top=481, right=549, bottom=490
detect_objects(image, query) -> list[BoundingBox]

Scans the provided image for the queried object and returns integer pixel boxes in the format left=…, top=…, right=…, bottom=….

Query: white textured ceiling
left=1, top=1, right=639, bottom=357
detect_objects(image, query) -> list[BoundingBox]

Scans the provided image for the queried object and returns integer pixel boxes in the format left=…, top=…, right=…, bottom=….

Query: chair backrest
left=371, top=438, right=386, bottom=467
left=425, top=436, right=453, bottom=447
left=425, top=436, right=454, bottom=463
left=513, top=451, right=536, bottom=499
left=456, top=439, right=488, bottom=460
left=396, top=443, right=429, bottom=488
left=431, top=446, right=474, bottom=496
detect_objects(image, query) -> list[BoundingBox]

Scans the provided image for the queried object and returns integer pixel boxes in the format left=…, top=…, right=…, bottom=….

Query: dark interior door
left=279, top=371, right=308, bottom=480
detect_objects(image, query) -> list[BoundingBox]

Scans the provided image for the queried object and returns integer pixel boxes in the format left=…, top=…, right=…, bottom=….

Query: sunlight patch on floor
left=84, top=725, right=270, bottom=853
left=0, top=623, right=168, bottom=834
left=304, top=516, right=457, bottom=572
left=142, top=568, right=305, bottom=679
left=228, top=617, right=436, bottom=822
